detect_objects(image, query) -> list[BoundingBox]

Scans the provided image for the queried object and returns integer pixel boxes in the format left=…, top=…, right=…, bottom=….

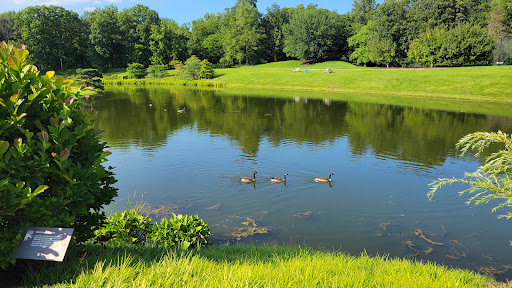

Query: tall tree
left=15, top=6, right=88, bottom=70
left=283, top=5, right=350, bottom=61
left=352, top=0, right=377, bottom=25
left=348, top=25, right=371, bottom=66
left=85, top=6, right=124, bottom=68
left=488, top=2, right=508, bottom=39
left=0, top=11, right=16, bottom=42
left=149, top=19, right=189, bottom=65
left=222, top=0, right=265, bottom=65
left=407, top=26, right=446, bottom=67
left=261, top=4, right=291, bottom=62
left=366, top=0, right=408, bottom=67
left=190, top=12, right=225, bottom=62
left=407, top=0, right=470, bottom=39
left=118, top=5, right=160, bottom=66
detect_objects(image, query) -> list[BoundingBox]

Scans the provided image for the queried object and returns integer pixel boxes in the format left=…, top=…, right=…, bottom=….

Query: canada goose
left=270, top=173, right=288, bottom=183
left=177, top=107, right=186, bottom=113
left=314, top=173, right=333, bottom=183
left=240, top=171, right=257, bottom=183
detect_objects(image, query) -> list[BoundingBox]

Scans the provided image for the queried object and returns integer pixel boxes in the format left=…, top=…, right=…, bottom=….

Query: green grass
left=98, top=61, right=512, bottom=105
left=251, top=60, right=369, bottom=69
left=215, top=63, right=512, bottom=103
left=20, top=244, right=494, bottom=288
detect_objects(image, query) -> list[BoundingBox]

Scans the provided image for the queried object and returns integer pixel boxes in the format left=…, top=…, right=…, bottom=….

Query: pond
left=91, top=86, right=512, bottom=280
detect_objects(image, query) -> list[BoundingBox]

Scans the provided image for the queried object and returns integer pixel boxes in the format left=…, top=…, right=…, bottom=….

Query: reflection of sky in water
left=97, top=88, right=512, bottom=280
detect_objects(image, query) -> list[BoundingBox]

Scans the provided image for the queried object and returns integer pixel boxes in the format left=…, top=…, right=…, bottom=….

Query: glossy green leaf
left=0, top=141, right=9, bottom=155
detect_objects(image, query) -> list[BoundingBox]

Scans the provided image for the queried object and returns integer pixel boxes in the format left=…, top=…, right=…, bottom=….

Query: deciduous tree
left=149, top=19, right=189, bottom=65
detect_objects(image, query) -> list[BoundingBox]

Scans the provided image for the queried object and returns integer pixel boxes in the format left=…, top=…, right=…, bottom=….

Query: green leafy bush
left=126, top=63, right=147, bottom=79
left=95, top=208, right=211, bottom=249
left=151, top=214, right=211, bottom=249
left=0, top=43, right=118, bottom=268
left=147, top=65, right=167, bottom=78
left=95, top=207, right=152, bottom=245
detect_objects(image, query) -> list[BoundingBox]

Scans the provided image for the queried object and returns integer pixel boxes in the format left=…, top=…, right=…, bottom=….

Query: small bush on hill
left=126, top=63, right=147, bottom=79
left=199, top=59, right=215, bottom=79
left=181, top=55, right=202, bottom=80
left=75, top=68, right=103, bottom=89
left=0, top=42, right=117, bottom=269
left=147, top=65, right=167, bottom=78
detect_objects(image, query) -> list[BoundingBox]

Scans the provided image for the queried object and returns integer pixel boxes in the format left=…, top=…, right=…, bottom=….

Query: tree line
left=0, top=0, right=511, bottom=71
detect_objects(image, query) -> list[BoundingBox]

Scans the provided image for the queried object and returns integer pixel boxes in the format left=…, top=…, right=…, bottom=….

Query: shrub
left=151, top=214, right=211, bottom=249
left=75, top=68, right=103, bottom=89
left=199, top=59, right=214, bottom=79
left=147, top=65, right=167, bottom=78
left=126, top=63, right=147, bottom=79
left=219, top=57, right=233, bottom=68
left=0, top=43, right=118, bottom=268
left=95, top=208, right=211, bottom=249
left=95, top=207, right=152, bottom=245
left=181, top=55, right=201, bottom=80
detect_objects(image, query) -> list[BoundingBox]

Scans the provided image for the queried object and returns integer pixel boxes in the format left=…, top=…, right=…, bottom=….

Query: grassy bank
left=215, top=61, right=512, bottom=102
left=19, top=244, right=494, bottom=287
left=100, top=61, right=512, bottom=104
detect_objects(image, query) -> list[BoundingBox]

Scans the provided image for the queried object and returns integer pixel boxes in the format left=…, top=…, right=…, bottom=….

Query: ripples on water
left=96, top=87, right=512, bottom=281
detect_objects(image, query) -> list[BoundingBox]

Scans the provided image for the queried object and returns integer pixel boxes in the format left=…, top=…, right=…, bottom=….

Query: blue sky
left=1, top=0, right=357, bottom=25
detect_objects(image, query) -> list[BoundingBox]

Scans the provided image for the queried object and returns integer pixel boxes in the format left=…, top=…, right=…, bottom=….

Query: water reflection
left=93, top=86, right=512, bottom=281
left=92, top=86, right=511, bottom=167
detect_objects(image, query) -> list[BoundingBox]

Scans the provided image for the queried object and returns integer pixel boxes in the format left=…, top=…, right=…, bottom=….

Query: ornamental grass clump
left=0, top=42, right=118, bottom=269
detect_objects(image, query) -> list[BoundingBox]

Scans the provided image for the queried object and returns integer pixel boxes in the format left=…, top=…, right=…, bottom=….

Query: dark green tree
left=222, top=0, right=265, bottom=65
left=118, top=5, right=160, bottom=66
left=85, top=6, right=124, bottom=68
left=0, top=11, right=16, bottom=42
left=351, top=0, right=376, bottom=25
left=149, top=19, right=189, bottom=65
left=261, top=4, right=291, bottom=62
left=14, top=6, right=88, bottom=70
left=406, top=0, right=470, bottom=41
left=283, top=5, right=350, bottom=61
left=438, top=22, right=494, bottom=66
left=366, top=0, right=408, bottom=67
left=189, top=12, right=225, bottom=62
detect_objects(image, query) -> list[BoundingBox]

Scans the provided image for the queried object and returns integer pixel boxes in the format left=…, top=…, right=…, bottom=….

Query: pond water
left=91, top=86, right=512, bottom=280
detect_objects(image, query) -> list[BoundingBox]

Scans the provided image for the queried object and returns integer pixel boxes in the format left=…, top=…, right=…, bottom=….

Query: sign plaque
left=14, top=227, right=74, bottom=262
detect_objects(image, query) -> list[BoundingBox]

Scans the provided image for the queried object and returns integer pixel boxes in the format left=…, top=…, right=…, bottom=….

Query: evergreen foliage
left=429, top=131, right=512, bottom=221
left=199, top=59, right=215, bottom=79
left=181, top=55, right=202, bottom=80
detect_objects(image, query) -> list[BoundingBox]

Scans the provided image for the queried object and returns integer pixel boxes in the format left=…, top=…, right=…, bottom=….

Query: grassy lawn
left=215, top=61, right=512, bottom=103
left=99, top=61, right=512, bottom=109
left=19, top=244, right=495, bottom=288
